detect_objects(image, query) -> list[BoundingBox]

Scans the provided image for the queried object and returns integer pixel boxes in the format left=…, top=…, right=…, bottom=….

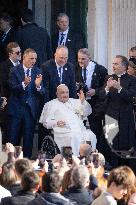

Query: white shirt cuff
left=36, top=86, right=41, bottom=91
left=105, top=87, right=109, bottom=94
left=118, top=87, right=122, bottom=93
left=22, top=82, right=27, bottom=90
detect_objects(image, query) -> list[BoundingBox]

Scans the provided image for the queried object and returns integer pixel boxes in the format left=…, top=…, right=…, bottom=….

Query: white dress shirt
left=9, top=58, right=20, bottom=67
left=82, top=61, right=96, bottom=90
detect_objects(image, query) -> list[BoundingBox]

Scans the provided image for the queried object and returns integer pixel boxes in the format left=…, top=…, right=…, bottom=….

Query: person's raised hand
left=77, top=89, right=85, bottom=103
left=35, top=74, right=42, bottom=88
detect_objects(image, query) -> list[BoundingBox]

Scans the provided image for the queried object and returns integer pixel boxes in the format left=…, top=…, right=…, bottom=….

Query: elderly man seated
left=39, top=84, right=96, bottom=156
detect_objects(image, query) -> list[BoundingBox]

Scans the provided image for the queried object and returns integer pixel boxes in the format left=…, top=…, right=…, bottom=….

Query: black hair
left=21, top=9, right=33, bottom=23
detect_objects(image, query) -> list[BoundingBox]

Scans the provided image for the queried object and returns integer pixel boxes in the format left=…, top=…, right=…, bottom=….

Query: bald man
left=41, top=45, right=76, bottom=103
left=39, top=84, right=96, bottom=156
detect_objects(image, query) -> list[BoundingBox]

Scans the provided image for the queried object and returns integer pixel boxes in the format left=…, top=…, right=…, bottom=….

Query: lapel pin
left=68, top=39, right=71, bottom=42
left=65, top=67, right=67, bottom=70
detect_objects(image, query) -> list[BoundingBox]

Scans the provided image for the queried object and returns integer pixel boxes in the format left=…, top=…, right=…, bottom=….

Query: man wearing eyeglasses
left=0, top=42, right=21, bottom=144
left=0, top=42, right=21, bottom=99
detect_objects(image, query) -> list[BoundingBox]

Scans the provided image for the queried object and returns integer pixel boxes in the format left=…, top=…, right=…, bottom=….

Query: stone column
left=87, top=0, right=108, bottom=68
left=94, top=0, right=108, bottom=68
left=34, top=0, right=46, bottom=28
left=111, top=0, right=136, bottom=59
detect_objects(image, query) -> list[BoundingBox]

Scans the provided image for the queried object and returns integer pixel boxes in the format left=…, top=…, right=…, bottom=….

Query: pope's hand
left=57, top=120, right=66, bottom=127
left=77, top=90, right=85, bottom=103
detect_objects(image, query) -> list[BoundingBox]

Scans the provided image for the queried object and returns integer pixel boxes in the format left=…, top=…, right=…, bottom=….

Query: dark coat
left=0, top=59, right=14, bottom=98
left=52, top=30, right=84, bottom=64
left=15, top=23, right=52, bottom=66
left=27, top=192, right=76, bottom=205
left=41, top=59, right=77, bottom=102
left=75, top=62, right=108, bottom=114
left=1, top=190, right=36, bottom=205
left=99, top=73, right=136, bottom=150
left=8, top=64, right=45, bottom=119
left=63, top=186, right=93, bottom=205
left=7, top=64, right=45, bottom=157
left=7, top=183, right=21, bottom=196
left=0, top=28, right=16, bottom=62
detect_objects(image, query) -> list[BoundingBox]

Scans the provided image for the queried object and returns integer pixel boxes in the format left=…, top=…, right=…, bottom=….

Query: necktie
left=58, top=67, right=62, bottom=83
left=59, top=33, right=65, bottom=45
left=83, top=68, right=87, bottom=83
left=26, top=69, right=30, bottom=77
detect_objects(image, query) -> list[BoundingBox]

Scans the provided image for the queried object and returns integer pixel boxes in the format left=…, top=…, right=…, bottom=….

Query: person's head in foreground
left=107, top=166, right=136, bottom=201
left=70, top=165, right=90, bottom=188
left=21, top=170, right=39, bottom=192
left=15, top=158, right=33, bottom=180
left=42, top=171, right=62, bottom=193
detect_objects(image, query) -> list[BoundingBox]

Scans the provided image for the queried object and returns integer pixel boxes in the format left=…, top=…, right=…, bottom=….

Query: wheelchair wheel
left=41, top=135, right=59, bottom=159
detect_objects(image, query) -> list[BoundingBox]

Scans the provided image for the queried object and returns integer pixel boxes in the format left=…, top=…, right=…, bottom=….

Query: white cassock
left=39, top=98, right=97, bottom=156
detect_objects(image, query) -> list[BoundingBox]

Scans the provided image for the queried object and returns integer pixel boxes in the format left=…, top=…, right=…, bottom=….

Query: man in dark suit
left=0, top=42, right=21, bottom=143
left=0, top=42, right=21, bottom=98
left=15, top=9, right=52, bottom=66
left=76, top=48, right=108, bottom=150
left=0, top=14, right=16, bottom=62
left=99, top=55, right=136, bottom=168
left=39, top=45, right=77, bottom=150
left=42, top=45, right=77, bottom=102
left=52, top=13, right=84, bottom=64
left=8, top=48, right=45, bottom=158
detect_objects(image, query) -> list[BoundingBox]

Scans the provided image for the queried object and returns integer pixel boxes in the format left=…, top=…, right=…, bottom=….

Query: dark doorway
left=0, top=0, right=28, bottom=27
left=51, top=0, right=88, bottom=46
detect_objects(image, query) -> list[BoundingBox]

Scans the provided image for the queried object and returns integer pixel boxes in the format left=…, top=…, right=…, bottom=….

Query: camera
left=37, top=151, right=54, bottom=172
left=92, top=153, right=99, bottom=168
left=76, top=82, right=88, bottom=95
left=85, top=152, right=100, bottom=168
left=61, top=146, right=73, bottom=165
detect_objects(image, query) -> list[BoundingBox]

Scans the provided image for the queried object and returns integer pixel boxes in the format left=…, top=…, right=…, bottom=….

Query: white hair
left=71, top=165, right=89, bottom=187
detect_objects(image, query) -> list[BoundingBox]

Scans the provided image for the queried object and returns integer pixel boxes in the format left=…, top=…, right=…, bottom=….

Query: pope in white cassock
left=39, top=84, right=97, bottom=156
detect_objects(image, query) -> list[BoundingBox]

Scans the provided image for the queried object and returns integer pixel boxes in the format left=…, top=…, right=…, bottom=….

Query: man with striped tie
left=8, top=48, right=45, bottom=158
left=52, top=13, right=84, bottom=64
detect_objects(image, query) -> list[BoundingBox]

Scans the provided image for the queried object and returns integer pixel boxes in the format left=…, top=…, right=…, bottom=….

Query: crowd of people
left=0, top=7, right=136, bottom=205
left=0, top=143, right=136, bottom=205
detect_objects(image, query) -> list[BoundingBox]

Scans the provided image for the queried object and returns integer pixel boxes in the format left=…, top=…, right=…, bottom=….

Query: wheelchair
left=40, top=134, right=60, bottom=159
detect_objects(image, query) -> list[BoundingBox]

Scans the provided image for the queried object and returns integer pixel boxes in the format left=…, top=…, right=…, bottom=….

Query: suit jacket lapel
left=91, top=65, right=97, bottom=88
left=18, top=64, right=25, bottom=82
left=62, top=66, right=67, bottom=83
left=56, top=33, right=59, bottom=47
left=52, top=61, right=60, bottom=84
left=65, top=31, right=72, bottom=46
